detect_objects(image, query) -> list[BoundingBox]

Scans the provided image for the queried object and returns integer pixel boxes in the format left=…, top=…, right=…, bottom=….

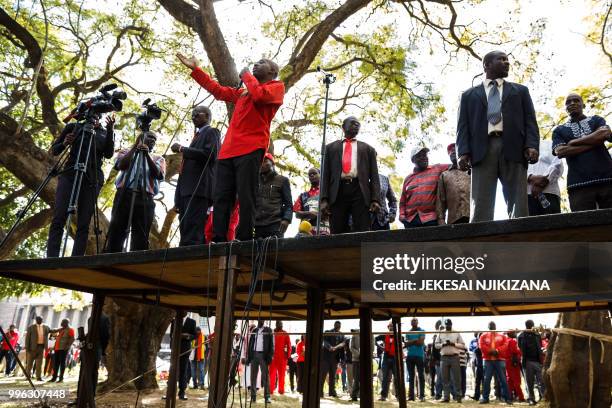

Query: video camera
left=136, top=98, right=163, bottom=132
left=63, top=83, right=127, bottom=123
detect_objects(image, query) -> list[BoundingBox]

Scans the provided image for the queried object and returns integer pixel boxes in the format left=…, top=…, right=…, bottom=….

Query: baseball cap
left=264, top=152, right=275, bottom=163
left=410, top=146, right=429, bottom=159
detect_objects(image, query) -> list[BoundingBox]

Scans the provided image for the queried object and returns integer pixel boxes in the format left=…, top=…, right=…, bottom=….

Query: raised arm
left=241, top=71, right=284, bottom=105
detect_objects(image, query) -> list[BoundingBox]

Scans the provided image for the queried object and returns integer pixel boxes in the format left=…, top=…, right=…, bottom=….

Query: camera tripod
left=0, top=111, right=103, bottom=257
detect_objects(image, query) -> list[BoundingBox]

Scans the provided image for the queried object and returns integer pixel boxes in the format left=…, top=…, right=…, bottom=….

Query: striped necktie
left=487, top=80, right=502, bottom=125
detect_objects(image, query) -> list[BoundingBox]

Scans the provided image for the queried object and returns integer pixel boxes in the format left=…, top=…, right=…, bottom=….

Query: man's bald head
left=565, top=93, right=585, bottom=119
left=192, top=105, right=211, bottom=127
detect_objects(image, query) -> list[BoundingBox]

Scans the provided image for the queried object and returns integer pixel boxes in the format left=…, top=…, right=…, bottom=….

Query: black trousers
left=288, top=361, right=297, bottom=391
left=47, top=174, right=101, bottom=257
left=213, top=149, right=264, bottom=242
left=178, top=354, right=190, bottom=397
left=330, top=179, right=370, bottom=234
left=296, top=361, right=304, bottom=393
left=350, top=361, right=360, bottom=400
left=105, top=188, right=155, bottom=252
left=177, top=195, right=211, bottom=246
left=528, top=193, right=561, bottom=216
left=473, top=359, right=484, bottom=398
left=52, top=349, right=67, bottom=380
left=372, top=218, right=390, bottom=230
left=407, top=356, right=425, bottom=399
left=320, top=357, right=337, bottom=395
left=254, top=221, right=283, bottom=239
left=568, top=183, right=612, bottom=212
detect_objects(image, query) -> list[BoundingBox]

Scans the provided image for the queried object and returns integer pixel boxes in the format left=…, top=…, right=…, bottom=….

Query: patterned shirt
left=436, top=166, right=470, bottom=224
left=115, top=149, right=166, bottom=195
left=375, top=174, right=398, bottom=226
left=552, top=115, right=612, bottom=190
left=399, top=164, right=449, bottom=224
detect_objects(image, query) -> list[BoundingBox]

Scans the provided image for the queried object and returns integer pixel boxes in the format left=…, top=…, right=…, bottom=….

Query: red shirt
left=399, top=164, right=449, bottom=223
left=478, top=331, right=508, bottom=361
left=272, top=329, right=291, bottom=361
left=1, top=330, right=18, bottom=350
left=190, top=68, right=284, bottom=160
left=296, top=340, right=305, bottom=362
left=384, top=334, right=397, bottom=357
left=504, top=337, right=522, bottom=364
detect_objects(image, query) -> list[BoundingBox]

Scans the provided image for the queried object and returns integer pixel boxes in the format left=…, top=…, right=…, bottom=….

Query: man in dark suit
left=456, top=50, right=539, bottom=222
left=320, top=320, right=346, bottom=398
left=320, top=116, right=381, bottom=233
left=171, top=316, right=196, bottom=400
left=172, top=106, right=220, bottom=246
left=247, top=320, right=273, bottom=403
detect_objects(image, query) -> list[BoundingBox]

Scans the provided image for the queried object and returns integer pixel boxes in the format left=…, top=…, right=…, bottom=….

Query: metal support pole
left=302, top=288, right=324, bottom=408
left=359, top=307, right=373, bottom=407
left=208, top=254, right=239, bottom=408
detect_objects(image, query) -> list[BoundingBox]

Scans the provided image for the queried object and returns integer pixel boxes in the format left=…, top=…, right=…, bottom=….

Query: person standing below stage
left=294, top=168, right=330, bottom=235
left=469, top=333, right=484, bottom=401
left=376, top=321, right=400, bottom=402
left=553, top=93, right=612, bottom=211
left=456, top=50, right=540, bottom=222
left=172, top=106, right=220, bottom=246
left=518, top=320, right=545, bottom=406
left=504, top=331, right=524, bottom=402
left=373, top=174, right=397, bottom=230
left=320, top=116, right=381, bottom=233
left=247, top=320, right=273, bottom=403
left=296, top=335, right=306, bottom=394
left=526, top=139, right=563, bottom=216
left=434, top=318, right=465, bottom=403
left=25, top=316, right=50, bottom=381
left=288, top=340, right=298, bottom=393
left=49, top=319, right=74, bottom=383
left=191, top=327, right=206, bottom=390
left=349, top=328, right=360, bottom=401
left=269, top=320, right=291, bottom=395
left=479, top=321, right=511, bottom=404
left=255, top=153, right=292, bottom=238
left=405, top=318, right=426, bottom=402
left=320, top=321, right=346, bottom=398
left=105, top=131, right=165, bottom=252
left=399, top=146, right=449, bottom=228
left=177, top=53, right=285, bottom=242
left=437, top=143, right=471, bottom=224
left=173, top=316, right=196, bottom=401
left=47, top=115, right=115, bottom=257
left=0, top=325, right=19, bottom=376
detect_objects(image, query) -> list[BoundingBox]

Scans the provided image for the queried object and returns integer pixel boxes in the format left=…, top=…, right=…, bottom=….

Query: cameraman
left=46, top=114, right=115, bottom=257
left=105, top=131, right=165, bottom=252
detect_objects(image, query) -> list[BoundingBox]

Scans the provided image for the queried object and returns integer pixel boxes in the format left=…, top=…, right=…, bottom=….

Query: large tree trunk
left=544, top=311, right=612, bottom=408
left=100, top=298, right=174, bottom=391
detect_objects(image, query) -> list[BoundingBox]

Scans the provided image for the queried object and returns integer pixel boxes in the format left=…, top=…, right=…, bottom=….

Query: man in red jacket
left=504, top=331, right=525, bottom=402
left=269, top=321, right=291, bottom=395
left=0, top=325, right=19, bottom=375
left=478, top=321, right=511, bottom=404
left=177, top=53, right=285, bottom=242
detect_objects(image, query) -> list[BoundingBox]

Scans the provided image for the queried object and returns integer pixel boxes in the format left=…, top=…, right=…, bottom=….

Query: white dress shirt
left=255, top=327, right=265, bottom=352
left=341, top=138, right=358, bottom=178
left=483, top=78, right=504, bottom=134
left=527, top=139, right=564, bottom=196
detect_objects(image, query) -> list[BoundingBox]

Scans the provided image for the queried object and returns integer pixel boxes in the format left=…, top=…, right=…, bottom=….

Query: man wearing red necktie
left=320, top=116, right=381, bottom=233
left=177, top=53, right=285, bottom=242
left=171, top=106, right=220, bottom=246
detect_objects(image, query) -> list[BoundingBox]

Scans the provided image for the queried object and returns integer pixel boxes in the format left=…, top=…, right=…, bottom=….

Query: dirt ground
left=0, top=373, right=546, bottom=407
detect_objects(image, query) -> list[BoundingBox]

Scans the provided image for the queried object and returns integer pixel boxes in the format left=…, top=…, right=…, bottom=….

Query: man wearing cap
left=456, top=50, right=539, bottom=222
left=437, top=143, right=471, bottom=224
left=434, top=318, right=465, bottom=403
left=320, top=116, right=381, bottom=233
left=255, top=153, right=292, bottom=238
left=399, top=147, right=449, bottom=228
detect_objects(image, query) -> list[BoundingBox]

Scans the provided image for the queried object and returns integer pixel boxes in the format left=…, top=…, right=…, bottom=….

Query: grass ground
left=0, top=373, right=548, bottom=407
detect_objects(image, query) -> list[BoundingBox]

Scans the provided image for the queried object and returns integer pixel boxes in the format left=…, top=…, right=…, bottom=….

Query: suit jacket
left=25, top=323, right=50, bottom=351
left=247, top=326, right=274, bottom=364
left=174, top=125, right=220, bottom=205
left=321, top=139, right=381, bottom=206
left=456, top=81, right=539, bottom=165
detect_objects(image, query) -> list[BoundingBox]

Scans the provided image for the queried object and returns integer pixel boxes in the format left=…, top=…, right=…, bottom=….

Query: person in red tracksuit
left=504, top=331, right=525, bottom=402
left=269, top=321, right=291, bottom=394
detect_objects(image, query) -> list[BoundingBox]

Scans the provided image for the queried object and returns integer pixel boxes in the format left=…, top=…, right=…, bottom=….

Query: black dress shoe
left=265, top=397, right=272, bottom=403
left=178, top=395, right=188, bottom=400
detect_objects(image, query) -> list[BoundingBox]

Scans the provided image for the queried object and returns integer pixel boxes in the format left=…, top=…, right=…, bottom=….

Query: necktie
left=342, top=139, right=353, bottom=174
left=487, top=80, right=502, bottom=125
left=179, top=130, right=198, bottom=174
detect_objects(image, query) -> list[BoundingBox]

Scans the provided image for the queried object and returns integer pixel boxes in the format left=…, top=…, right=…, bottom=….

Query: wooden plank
left=302, top=288, right=324, bottom=408
left=165, top=310, right=185, bottom=408
left=208, top=255, right=238, bottom=408
left=77, top=292, right=105, bottom=408
left=392, top=316, right=407, bottom=407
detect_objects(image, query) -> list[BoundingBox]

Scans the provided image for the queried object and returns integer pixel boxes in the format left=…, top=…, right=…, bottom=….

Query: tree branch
left=0, top=186, right=28, bottom=208
left=0, top=208, right=52, bottom=259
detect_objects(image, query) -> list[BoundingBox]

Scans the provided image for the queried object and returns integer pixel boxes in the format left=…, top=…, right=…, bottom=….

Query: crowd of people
left=42, top=49, right=611, bottom=256
left=172, top=317, right=551, bottom=405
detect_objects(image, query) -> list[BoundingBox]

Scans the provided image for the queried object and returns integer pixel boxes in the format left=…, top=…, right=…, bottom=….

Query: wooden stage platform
left=1, top=209, right=612, bottom=408
left=1, top=209, right=611, bottom=319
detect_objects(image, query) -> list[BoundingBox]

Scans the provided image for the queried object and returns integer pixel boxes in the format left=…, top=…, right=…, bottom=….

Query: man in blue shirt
left=553, top=93, right=612, bottom=211
left=405, top=318, right=426, bottom=401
